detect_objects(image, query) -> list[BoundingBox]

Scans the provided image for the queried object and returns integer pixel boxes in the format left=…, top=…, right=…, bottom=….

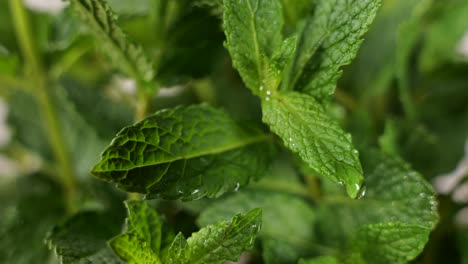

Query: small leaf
left=315, top=150, right=439, bottom=263
left=283, top=0, right=381, bottom=101
left=262, top=91, right=363, bottom=198
left=109, top=232, right=161, bottom=264
left=223, top=0, right=284, bottom=95
left=166, top=233, right=190, bottom=264
left=92, top=104, right=274, bottom=200
left=271, top=35, right=297, bottom=77
left=69, top=0, right=155, bottom=92
left=125, top=200, right=162, bottom=253
left=46, top=210, right=125, bottom=264
left=199, top=191, right=316, bottom=264
left=0, top=174, right=66, bottom=264
left=187, top=208, right=262, bottom=264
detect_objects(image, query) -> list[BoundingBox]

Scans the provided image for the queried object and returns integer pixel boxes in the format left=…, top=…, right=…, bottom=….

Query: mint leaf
left=186, top=208, right=262, bottom=264
left=0, top=174, right=66, bottom=264
left=109, top=232, right=162, bottom=264
left=125, top=200, right=162, bottom=253
left=109, top=201, right=175, bottom=263
left=315, top=150, right=438, bottom=263
left=271, top=35, right=297, bottom=78
left=92, top=104, right=274, bottom=200
left=283, top=0, right=381, bottom=100
left=69, top=0, right=155, bottom=92
left=223, top=0, right=284, bottom=95
left=262, top=91, right=363, bottom=198
left=199, top=191, right=315, bottom=264
left=166, top=232, right=190, bottom=263
left=46, top=210, right=125, bottom=264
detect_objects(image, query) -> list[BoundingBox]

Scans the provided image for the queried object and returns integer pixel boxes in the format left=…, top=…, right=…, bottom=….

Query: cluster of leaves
left=1, top=0, right=467, bottom=263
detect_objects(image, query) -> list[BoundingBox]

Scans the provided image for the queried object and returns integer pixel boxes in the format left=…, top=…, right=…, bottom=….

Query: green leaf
left=198, top=169, right=316, bottom=264
left=283, top=0, right=381, bottom=100
left=92, top=104, right=274, bottom=200
left=299, top=256, right=339, bottom=264
left=125, top=200, right=163, bottom=253
left=69, top=0, right=155, bottom=92
left=315, top=150, right=438, bottom=263
left=46, top=210, right=125, bottom=264
left=186, top=208, right=262, bottom=264
left=262, top=91, right=363, bottom=198
left=166, top=232, right=190, bottom=263
left=223, top=0, right=284, bottom=95
left=109, top=232, right=162, bottom=264
left=271, top=35, right=297, bottom=77
left=0, top=174, right=66, bottom=264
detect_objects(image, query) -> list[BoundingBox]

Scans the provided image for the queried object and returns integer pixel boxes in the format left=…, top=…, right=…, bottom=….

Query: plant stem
left=135, top=90, right=151, bottom=120
left=335, top=88, right=359, bottom=112
left=9, top=0, right=78, bottom=213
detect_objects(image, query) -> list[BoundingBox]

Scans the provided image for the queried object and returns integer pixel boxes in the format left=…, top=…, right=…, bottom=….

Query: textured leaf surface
left=284, top=0, right=381, bottom=100
left=223, top=0, right=284, bottom=95
left=315, top=150, right=438, bottom=263
left=109, top=232, right=161, bottom=264
left=187, top=208, right=262, bottom=264
left=92, top=104, right=274, bottom=200
left=199, top=191, right=316, bottom=264
left=197, top=161, right=315, bottom=264
left=262, top=91, right=363, bottom=198
left=125, top=200, right=162, bottom=253
left=166, top=233, right=190, bottom=263
left=46, top=210, right=125, bottom=264
left=69, top=0, right=155, bottom=91
left=0, top=175, right=66, bottom=264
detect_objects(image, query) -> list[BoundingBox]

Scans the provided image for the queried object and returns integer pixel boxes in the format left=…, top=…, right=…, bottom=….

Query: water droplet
left=265, top=97, right=270, bottom=101
left=357, top=185, right=366, bottom=199
left=234, top=182, right=240, bottom=192
left=266, top=90, right=271, bottom=96
left=338, top=180, right=344, bottom=186
left=352, top=149, right=359, bottom=155
left=259, top=85, right=264, bottom=91
left=191, top=189, right=200, bottom=195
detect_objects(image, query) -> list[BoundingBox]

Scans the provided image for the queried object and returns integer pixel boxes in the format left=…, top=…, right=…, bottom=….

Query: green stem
left=398, top=81, right=417, bottom=121
left=9, top=0, right=77, bottom=213
left=135, top=89, right=151, bottom=121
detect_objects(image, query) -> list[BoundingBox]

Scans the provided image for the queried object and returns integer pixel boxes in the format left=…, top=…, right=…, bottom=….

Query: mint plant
left=1, top=0, right=468, bottom=263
